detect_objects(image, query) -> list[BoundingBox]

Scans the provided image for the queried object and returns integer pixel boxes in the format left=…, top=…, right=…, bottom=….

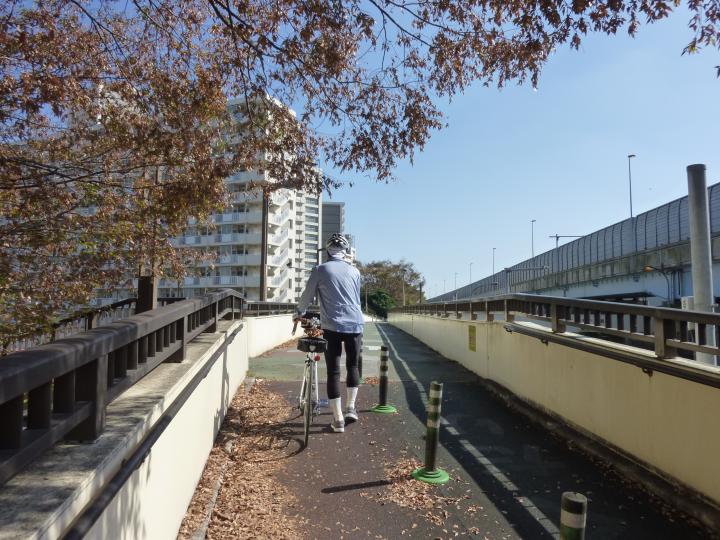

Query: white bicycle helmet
left=325, top=233, right=350, bottom=251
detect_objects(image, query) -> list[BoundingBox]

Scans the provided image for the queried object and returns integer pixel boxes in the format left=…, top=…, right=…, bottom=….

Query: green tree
left=358, top=260, right=426, bottom=308
left=367, top=289, right=395, bottom=319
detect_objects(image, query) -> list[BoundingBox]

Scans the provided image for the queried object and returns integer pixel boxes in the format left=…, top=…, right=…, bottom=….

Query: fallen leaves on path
left=259, top=337, right=300, bottom=357
left=177, top=380, right=303, bottom=540
left=362, top=457, right=463, bottom=529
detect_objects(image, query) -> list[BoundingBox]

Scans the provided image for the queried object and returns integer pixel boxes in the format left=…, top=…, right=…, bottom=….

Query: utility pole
left=469, top=262, right=473, bottom=286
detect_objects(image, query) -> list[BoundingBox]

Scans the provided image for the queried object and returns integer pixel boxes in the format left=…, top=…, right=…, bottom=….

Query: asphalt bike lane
left=248, top=322, right=711, bottom=539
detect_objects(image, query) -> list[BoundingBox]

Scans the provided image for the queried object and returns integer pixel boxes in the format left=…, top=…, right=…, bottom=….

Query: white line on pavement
left=374, top=323, right=561, bottom=538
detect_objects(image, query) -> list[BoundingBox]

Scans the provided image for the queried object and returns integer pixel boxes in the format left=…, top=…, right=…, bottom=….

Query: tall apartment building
left=321, top=202, right=344, bottom=247
left=158, top=100, right=322, bottom=302
left=320, top=201, right=355, bottom=262
left=159, top=176, right=322, bottom=302
left=293, top=193, right=322, bottom=299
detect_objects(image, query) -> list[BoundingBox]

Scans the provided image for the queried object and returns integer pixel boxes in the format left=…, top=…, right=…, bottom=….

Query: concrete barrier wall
left=388, top=313, right=720, bottom=506
left=84, top=314, right=295, bottom=539
left=246, top=314, right=296, bottom=358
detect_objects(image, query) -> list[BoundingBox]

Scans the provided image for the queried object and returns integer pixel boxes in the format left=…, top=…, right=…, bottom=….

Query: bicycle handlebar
left=292, top=312, right=322, bottom=337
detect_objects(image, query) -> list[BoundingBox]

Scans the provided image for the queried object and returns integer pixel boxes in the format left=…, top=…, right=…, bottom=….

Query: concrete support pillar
left=687, top=164, right=716, bottom=366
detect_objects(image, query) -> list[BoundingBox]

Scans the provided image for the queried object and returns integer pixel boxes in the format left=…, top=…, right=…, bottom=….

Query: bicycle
left=292, top=312, right=327, bottom=448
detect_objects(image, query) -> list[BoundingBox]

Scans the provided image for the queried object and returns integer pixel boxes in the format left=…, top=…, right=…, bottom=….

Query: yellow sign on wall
left=468, top=325, right=477, bottom=352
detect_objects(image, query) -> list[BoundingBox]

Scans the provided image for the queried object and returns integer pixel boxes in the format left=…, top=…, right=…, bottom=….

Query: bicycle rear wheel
left=303, top=363, right=312, bottom=447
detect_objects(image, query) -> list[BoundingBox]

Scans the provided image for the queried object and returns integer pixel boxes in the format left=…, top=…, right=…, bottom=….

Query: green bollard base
left=370, top=404, right=398, bottom=414
left=412, top=467, right=450, bottom=485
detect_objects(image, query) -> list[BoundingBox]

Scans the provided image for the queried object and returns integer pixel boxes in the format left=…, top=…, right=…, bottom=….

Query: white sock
left=346, top=387, right=358, bottom=409
left=330, top=398, right=343, bottom=421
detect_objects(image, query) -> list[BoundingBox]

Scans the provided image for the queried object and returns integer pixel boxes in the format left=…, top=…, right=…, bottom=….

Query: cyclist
left=295, top=233, right=363, bottom=433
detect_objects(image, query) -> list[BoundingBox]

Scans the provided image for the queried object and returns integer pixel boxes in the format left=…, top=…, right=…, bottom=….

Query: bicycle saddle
left=297, top=337, right=327, bottom=353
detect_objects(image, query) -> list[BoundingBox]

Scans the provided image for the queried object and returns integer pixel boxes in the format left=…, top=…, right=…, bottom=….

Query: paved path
left=249, top=323, right=710, bottom=539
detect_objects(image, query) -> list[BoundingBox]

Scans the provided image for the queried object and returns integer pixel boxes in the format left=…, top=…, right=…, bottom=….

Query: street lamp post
left=549, top=234, right=583, bottom=249
left=469, top=262, right=473, bottom=286
left=643, top=265, right=674, bottom=306
left=454, top=272, right=458, bottom=301
left=531, top=219, right=536, bottom=258
left=628, top=154, right=636, bottom=218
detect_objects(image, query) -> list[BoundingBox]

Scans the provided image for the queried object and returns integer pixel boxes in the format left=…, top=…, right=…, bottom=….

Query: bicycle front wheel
left=303, top=367, right=312, bottom=447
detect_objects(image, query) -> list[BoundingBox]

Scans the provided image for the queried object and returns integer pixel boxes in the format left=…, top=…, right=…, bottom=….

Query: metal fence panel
left=646, top=208, right=658, bottom=249
left=680, top=197, right=690, bottom=240
left=668, top=200, right=681, bottom=243
left=656, top=203, right=669, bottom=246
left=636, top=213, right=647, bottom=251
left=710, top=184, right=720, bottom=233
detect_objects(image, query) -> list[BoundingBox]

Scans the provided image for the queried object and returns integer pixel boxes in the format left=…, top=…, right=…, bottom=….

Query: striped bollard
left=560, top=492, right=587, bottom=540
left=370, top=346, right=397, bottom=413
left=412, top=381, right=449, bottom=484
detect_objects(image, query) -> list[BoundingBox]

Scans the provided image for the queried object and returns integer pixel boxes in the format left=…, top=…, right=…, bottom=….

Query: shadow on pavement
left=377, top=323, right=708, bottom=540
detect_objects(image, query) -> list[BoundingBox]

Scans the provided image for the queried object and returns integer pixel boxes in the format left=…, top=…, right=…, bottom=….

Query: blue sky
left=325, top=11, right=720, bottom=299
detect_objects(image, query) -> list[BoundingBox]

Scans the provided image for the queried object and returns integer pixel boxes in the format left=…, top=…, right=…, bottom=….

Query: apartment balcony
left=230, top=191, right=263, bottom=203
left=268, top=228, right=290, bottom=246
left=268, top=248, right=290, bottom=267
left=186, top=211, right=263, bottom=226
left=226, top=170, right=264, bottom=184
left=218, top=211, right=262, bottom=224
left=268, top=206, right=291, bottom=226
left=195, top=253, right=262, bottom=266
left=159, top=275, right=261, bottom=288
left=172, top=232, right=262, bottom=247
left=269, top=191, right=290, bottom=207
left=269, top=270, right=289, bottom=288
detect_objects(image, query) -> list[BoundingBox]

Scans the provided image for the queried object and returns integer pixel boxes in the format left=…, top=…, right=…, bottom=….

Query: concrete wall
left=388, top=313, right=720, bottom=507
left=245, top=314, right=296, bottom=358
left=0, top=314, right=297, bottom=540
left=83, top=314, right=296, bottom=540
left=84, top=323, right=246, bottom=540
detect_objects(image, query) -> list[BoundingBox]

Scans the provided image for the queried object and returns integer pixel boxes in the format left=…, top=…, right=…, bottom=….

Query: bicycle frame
left=298, top=352, right=320, bottom=411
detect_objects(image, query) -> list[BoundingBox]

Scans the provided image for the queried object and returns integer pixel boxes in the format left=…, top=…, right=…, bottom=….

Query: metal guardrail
left=239, top=300, right=298, bottom=317
left=394, top=294, right=720, bottom=362
left=0, top=291, right=296, bottom=486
